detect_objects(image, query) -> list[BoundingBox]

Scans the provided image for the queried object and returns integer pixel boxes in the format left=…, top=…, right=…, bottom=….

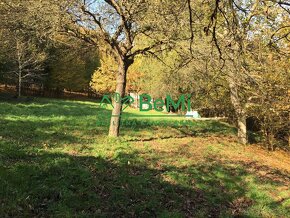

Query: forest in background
left=0, top=0, right=289, bottom=149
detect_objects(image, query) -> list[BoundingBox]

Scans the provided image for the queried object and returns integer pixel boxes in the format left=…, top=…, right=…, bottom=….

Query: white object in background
left=185, top=110, right=201, bottom=118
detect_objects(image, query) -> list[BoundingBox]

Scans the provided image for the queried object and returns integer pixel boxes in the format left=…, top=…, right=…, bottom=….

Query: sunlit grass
left=0, top=97, right=289, bottom=217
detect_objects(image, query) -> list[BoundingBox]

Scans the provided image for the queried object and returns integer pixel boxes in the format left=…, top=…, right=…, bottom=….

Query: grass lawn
left=0, top=97, right=289, bottom=217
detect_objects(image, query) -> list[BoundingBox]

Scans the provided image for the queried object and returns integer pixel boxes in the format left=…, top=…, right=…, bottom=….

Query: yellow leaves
left=90, top=56, right=116, bottom=94
left=90, top=68, right=116, bottom=94
left=127, top=57, right=144, bottom=92
left=90, top=54, right=145, bottom=93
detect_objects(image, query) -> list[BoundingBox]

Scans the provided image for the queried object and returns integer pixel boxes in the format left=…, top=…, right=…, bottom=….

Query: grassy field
left=0, top=97, right=289, bottom=217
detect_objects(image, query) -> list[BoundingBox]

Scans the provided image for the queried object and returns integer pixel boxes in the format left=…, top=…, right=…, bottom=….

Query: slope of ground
left=0, top=98, right=289, bottom=217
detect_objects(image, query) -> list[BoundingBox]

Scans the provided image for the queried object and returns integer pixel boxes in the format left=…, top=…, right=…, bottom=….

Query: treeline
left=0, top=0, right=289, bottom=149
left=0, top=1, right=100, bottom=98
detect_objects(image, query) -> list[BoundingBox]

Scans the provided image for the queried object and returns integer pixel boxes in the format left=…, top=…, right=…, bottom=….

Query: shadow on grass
left=0, top=146, right=253, bottom=217
left=2, top=145, right=288, bottom=217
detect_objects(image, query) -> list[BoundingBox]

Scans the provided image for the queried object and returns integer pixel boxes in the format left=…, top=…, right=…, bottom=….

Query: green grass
left=0, top=97, right=289, bottom=217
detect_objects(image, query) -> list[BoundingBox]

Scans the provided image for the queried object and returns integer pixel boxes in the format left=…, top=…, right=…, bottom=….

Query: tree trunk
left=108, top=60, right=128, bottom=137
left=237, top=113, right=247, bottom=145
left=18, top=71, right=22, bottom=97
left=228, top=72, right=247, bottom=144
left=16, top=39, right=22, bottom=98
left=267, top=132, right=275, bottom=151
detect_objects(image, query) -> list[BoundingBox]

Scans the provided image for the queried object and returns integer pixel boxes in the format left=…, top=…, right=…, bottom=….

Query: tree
left=245, top=39, right=289, bottom=150
left=133, top=0, right=289, bottom=145
left=0, top=30, right=46, bottom=97
left=90, top=52, right=117, bottom=94
left=12, top=35, right=46, bottom=97
left=0, top=0, right=62, bottom=96
left=46, top=37, right=100, bottom=93
left=61, top=0, right=186, bottom=136
left=199, top=0, right=290, bottom=144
